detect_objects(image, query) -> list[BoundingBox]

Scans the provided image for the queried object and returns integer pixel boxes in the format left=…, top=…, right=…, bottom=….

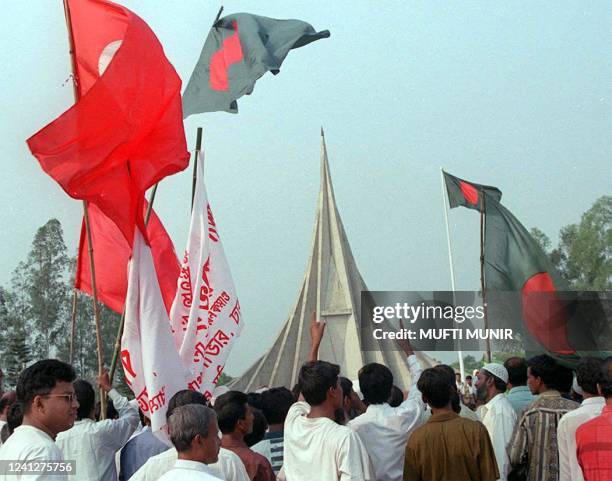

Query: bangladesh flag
left=183, top=13, right=330, bottom=116
left=443, top=171, right=502, bottom=212
left=446, top=172, right=611, bottom=361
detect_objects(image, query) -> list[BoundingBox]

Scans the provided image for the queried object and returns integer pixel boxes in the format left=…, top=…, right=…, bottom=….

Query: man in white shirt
left=475, top=363, right=517, bottom=481
left=0, top=359, right=78, bottom=481
left=56, top=372, right=139, bottom=481
left=557, top=357, right=605, bottom=481
left=284, top=360, right=372, bottom=481
left=158, top=404, right=221, bottom=481
left=130, top=390, right=249, bottom=481
left=348, top=336, right=425, bottom=481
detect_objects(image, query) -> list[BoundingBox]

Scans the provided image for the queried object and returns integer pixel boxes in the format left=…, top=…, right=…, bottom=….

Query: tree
left=530, top=196, right=611, bottom=291
left=557, top=196, right=611, bottom=290
left=23, top=219, right=71, bottom=359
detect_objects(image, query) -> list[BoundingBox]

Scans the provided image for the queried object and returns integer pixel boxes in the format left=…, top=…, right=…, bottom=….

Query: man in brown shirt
left=404, top=366, right=499, bottom=481
left=214, top=390, right=275, bottom=481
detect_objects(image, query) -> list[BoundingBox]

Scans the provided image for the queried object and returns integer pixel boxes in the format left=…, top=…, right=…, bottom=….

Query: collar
left=508, top=386, right=531, bottom=394
left=428, top=411, right=460, bottom=423
left=484, top=393, right=505, bottom=409
left=174, top=459, right=212, bottom=472
left=539, top=389, right=561, bottom=398
left=581, top=396, right=605, bottom=407
left=74, top=418, right=95, bottom=424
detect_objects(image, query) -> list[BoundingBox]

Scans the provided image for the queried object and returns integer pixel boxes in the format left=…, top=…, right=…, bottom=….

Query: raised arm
left=308, top=310, right=326, bottom=361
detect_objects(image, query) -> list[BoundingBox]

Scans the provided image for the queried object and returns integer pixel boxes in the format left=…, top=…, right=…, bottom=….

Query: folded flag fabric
left=183, top=12, right=329, bottom=116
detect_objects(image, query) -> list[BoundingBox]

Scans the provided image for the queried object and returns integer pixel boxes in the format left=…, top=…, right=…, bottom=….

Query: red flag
left=75, top=203, right=179, bottom=314
left=27, top=0, right=189, bottom=243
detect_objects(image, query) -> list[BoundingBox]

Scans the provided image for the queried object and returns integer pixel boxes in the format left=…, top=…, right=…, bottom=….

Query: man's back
left=56, top=390, right=138, bottom=481
left=576, top=404, right=612, bottom=481
left=129, top=446, right=250, bottom=481
left=508, top=391, right=579, bottom=481
left=404, top=411, right=499, bottom=481
left=505, top=386, right=536, bottom=417
left=119, top=427, right=169, bottom=481
left=284, top=402, right=372, bottom=481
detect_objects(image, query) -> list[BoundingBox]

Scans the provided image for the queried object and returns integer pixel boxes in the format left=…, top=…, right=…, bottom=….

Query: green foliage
left=531, top=196, right=611, bottom=291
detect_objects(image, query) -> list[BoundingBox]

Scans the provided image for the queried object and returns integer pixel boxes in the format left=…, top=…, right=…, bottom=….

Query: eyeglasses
left=43, top=393, right=76, bottom=404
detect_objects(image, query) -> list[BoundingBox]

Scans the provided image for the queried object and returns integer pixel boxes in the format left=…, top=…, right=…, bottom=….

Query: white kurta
left=348, top=355, right=425, bottom=481
left=157, top=460, right=222, bottom=481
left=129, top=446, right=249, bottom=481
left=284, top=402, right=373, bottom=481
left=0, top=425, right=67, bottom=481
left=478, top=393, right=517, bottom=481
left=56, top=388, right=139, bottom=481
left=557, top=396, right=605, bottom=481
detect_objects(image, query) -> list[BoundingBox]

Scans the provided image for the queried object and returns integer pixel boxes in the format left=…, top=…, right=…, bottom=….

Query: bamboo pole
left=62, top=0, right=107, bottom=418
left=440, top=168, right=465, bottom=382
left=69, top=288, right=78, bottom=365
left=480, top=191, right=492, bottom=363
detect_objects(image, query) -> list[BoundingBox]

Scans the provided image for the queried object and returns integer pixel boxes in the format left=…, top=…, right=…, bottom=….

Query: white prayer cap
left=351, top=379, right=363, bottom=400
left=482, top=363, right=509, bottom=384
left=572, top=376, right=584, bottom=396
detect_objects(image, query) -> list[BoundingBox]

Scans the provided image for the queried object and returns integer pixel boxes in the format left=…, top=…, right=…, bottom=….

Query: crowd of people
left=0, top=319, right=611, bottom=481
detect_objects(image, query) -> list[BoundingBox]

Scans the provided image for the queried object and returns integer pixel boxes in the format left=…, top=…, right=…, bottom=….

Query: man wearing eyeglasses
left=0, top=359, right=77, bottom=480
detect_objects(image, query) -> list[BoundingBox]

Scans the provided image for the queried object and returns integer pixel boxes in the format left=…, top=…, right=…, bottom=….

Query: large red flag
left=75, top=202, right=179, bottom=314
left=27, top=0, right=187, bottom=312
left=27, top=0, right=189, bottom=244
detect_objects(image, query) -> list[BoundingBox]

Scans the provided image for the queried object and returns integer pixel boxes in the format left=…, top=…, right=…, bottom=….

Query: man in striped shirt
left=252, top=387, right=295, bottom=475
left=508, top=355, right=579, bottom=481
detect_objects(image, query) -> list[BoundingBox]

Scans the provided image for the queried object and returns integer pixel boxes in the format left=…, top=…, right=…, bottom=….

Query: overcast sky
left=1, top=1, right=609, bottom=374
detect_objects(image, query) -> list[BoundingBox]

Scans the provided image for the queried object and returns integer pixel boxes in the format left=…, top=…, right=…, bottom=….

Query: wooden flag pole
left=69, top=288, right=78, bottom=365
left=62, top=0, right=107, bottom=418
left=108, top=183, right=158, bottom=385
left=480, top=191, right=492, bottom=363
left=191, top=127, right=203, bottom=210
left=440, top=168, right=465, bottom=382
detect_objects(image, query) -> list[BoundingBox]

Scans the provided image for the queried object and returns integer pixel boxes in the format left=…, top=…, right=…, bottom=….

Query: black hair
left=96, top=398, right=118, bottom=421
left=214, top=391, right=248, bottom=434
left=388, top=385, right=404, bottom=407
left=576, top=357, right=603, bottom=396
left=1, top=402, right=23, bottom=442
left=527, top=354, right=558, bottom=389
left=432, top=365, right=461, bottom=413
left=600, top=357, right=612, bottom=398
left=291, top=383, right=301, bottom=400
left=0, top=391, right=16, bottom=413
left=167, top=390, right=208, bottom=420
left=16, top=359, right=76, bottom=413
left=555, top=364, right=575, bottom=394
left=244, top=408, right=268, bottom=447
left=298, top=361, right=340, bottom=406
left=339, top=377, right=353, bottom=401
left=417, top=368, right=452, bottom=409
left=359, top=363, right=393, bottom=405
left=246, top=392, right=263, bottom=410
left=260, top=387, right=295, bottom=425
left=465, top=375, right=473, bottom=381
left=483, top=370, right=507, bottom=393
left=74, top=380, right=95, bottom=421
left=504, top=357, right=528, bottom=386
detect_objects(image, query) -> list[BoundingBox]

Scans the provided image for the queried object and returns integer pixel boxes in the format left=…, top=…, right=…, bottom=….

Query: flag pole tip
left=320, top=126, right=325, bottom=137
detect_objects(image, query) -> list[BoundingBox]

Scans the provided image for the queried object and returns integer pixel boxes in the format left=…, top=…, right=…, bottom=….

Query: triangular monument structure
left=230, top=130, right=434, bottom=392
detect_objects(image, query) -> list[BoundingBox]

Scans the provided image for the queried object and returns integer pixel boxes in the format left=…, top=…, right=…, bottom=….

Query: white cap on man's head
left=482, top=363, right=509, bottom=384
